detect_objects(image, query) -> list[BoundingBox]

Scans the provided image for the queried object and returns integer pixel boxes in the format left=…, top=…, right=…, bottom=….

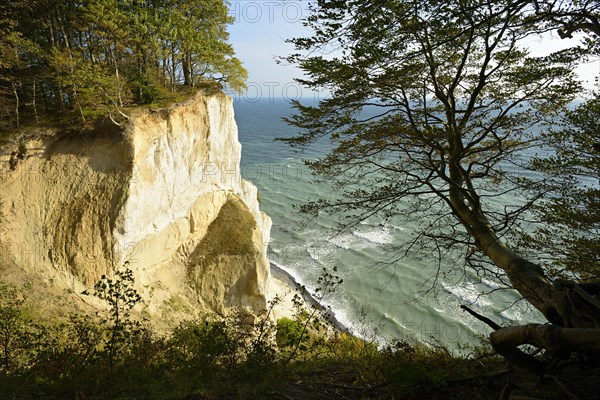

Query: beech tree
left=523, top=0, right=600, bottom=281
left=283, top=0, right=600, bottom=379
left=530, top=0, right=600, bottom=38
left=524, top=98, right=599, bottom=279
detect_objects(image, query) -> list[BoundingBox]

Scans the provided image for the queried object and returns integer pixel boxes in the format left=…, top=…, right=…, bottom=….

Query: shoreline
left=270, top=262, right=349, bottom=333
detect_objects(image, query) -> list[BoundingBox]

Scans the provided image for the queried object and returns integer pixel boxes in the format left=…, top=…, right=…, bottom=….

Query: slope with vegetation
left=5, top=270, right=597, bottom=400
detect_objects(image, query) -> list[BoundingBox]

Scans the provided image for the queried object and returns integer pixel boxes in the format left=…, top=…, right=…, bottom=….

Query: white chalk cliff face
left=0, top=92, right=272, bottom=325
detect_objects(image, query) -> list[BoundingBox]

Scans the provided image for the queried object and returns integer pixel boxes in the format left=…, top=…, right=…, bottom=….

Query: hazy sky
left=227, top=1, right=315, bottom=101
left=226, top=1, right=599, bottom=101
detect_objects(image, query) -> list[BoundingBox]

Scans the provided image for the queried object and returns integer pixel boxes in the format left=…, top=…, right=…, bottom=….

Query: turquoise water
left=234, top=98, right=544, bottom=347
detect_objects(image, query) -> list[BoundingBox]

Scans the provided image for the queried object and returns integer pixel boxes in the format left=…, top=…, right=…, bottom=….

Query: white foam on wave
left=306, top=241, right=340, bottom=267
left=500, top=307, right=525, bottom=322
left=442, top=282, right=493, bottom=308
left=352, top=226, right=394, bottom=246
left=480, top=277, right=500, bottom=290
left=389, top=224, right=406, bottom=232
left=327, top=303, right=353, bottom=330
left=327, top=233, right=371, bottom=251
left=270, top=259, right=296, bottom=279
left=270, top=258, right=357, bottom=335
left=395, top=319, right=410, bottom=331
left=326, top=235, right=349, bottom=249
left=432, top=306, right=445, bottom=314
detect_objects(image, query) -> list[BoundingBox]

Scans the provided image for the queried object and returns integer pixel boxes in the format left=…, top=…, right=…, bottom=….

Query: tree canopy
left=524, top=97, right=600, bottom=280
left=283, top=0, right=600, bottom=378
left=0, top=0, right=246, bottom=129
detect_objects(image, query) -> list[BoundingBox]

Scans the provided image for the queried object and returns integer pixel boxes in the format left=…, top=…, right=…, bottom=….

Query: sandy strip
left=270, top=263, right=348, bottom=332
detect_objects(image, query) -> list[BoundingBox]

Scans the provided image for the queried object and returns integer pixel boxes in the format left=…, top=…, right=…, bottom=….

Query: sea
left=233, top=98, right=546, bottom=349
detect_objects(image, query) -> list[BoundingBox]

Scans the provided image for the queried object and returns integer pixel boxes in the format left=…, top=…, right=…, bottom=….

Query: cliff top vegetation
left=0, top=0, right=246, bottom=132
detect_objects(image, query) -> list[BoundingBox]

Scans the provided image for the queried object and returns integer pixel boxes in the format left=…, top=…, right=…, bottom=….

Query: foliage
left=525, top=96, right=600, bottom=279
left=93, top=264, right=142, bottom=321
left=29, top=315, right=107, bottom=393
left=92, top=263, right=142, bottom=369
left=529, top=0, right=600, bottom=41
left=282, top=267, right=344, bottom=364
left=0, top=0, right=246, bottom=129
left=379, top=340, right=454, bottom=386
left=169, top=317, right=233, bottom=370
left=276, top=317, right=308, bottom=348
left=3, top=278, right=600, bottom=399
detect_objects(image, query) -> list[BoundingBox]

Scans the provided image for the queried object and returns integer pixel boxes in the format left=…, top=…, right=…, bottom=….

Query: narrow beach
left=270, top=263, right=349, bottom=332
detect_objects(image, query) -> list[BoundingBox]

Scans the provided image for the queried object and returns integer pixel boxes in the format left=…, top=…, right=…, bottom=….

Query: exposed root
left=463, top=279, right=600, bottom=398
left=543, top=279, right=600, bottom=329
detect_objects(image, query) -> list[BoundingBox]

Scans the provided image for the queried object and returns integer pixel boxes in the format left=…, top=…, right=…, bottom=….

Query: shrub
left=93, top=264, right=142, bottom=369
left=170, top=317, right=233, bottom=369
left=276, top=317, right=308, bottom=348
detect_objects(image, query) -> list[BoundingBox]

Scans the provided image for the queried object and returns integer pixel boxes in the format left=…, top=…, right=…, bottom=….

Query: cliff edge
left=0, top=92, right=272, bottom=326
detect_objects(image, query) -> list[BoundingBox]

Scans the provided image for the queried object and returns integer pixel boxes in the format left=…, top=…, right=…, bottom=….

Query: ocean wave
left=499, top=305, right=528, bottom=323
left=326, top=225, right=398, bottom=252
left=352, top=226, right=394, bottom=246
left=442, top=282, right=493, bottom=308
left=270, top=259, right=296, bottom=279
left=307, top=243, right=329, bottom=266
left=269, top=260, right=350, bottom=333
left=480, top=277, right=500, bottom=290
left=389, top=224, right=406, bottom=232
left=327, top=233, right=371, bottom=251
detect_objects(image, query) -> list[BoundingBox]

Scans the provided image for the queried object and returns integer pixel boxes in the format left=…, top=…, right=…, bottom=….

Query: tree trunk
left=465, top=216, right=552, bottom=314
left=112, top=47, right=123, bottom=108
left=11, top=81, right=19, bottom=127
left=182, top=52, right=193, bottom=86
left=32, top=79, right=39, bottom=123
left=41, top=84, right=49, bottom=113
left=449, top=163, right=600, bottom=375
left=490, top=324, right=600, bottom=372
left=451, top=186, right=600, bottom=328
left=171, top=45, right=177, bottom=91
left=48, top=15, right=64, bottom=112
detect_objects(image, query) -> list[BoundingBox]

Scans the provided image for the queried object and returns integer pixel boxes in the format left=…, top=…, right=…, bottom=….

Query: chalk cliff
left=0, top=92, right=271, bottom=326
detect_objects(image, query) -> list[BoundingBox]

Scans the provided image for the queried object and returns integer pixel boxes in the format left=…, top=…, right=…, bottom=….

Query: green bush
left=276, top=317, right=308, bottom=348
left=169, top=317, right=234, bottom=369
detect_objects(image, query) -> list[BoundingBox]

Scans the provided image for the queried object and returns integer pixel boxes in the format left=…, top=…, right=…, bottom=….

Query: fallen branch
left=460, top=305, right=501, bottom=330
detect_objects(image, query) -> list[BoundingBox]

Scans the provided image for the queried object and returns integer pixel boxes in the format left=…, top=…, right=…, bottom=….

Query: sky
left=226, top=1, right=600, bottom=101
left=226, top=1, right=316, bottom=101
